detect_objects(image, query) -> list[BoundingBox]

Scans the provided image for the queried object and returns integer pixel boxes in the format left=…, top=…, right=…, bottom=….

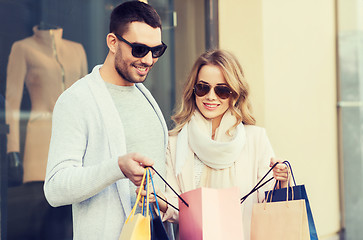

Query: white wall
left=219, top=0, right=266, bottom=126
left=219, top=0, right=340, bottom=238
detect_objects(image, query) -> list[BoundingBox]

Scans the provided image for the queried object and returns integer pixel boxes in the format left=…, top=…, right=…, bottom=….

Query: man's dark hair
left=110, top=1, right=162, bottom=36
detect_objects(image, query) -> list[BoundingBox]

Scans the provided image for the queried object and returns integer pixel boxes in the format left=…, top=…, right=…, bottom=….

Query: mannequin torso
left=6, top=25, right=88, bottom=182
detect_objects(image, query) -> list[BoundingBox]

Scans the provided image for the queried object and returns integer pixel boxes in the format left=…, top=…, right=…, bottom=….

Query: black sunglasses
left=114, top=33, right=167, bottom=58
left=194, top=83, right=232, bottom=100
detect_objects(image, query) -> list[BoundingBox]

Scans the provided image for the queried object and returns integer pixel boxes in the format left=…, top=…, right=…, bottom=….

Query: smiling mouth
left=136, top=66, right=147, bottom=71
left=204, top=103, right=219, bottom=109
left=134, top=65, right=149, bottom=75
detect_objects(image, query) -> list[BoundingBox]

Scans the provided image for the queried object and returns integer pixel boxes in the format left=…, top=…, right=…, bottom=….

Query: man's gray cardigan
left=44, top=65, right=168, bottom=239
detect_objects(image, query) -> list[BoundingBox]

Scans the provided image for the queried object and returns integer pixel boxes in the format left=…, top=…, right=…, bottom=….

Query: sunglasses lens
left=194, top=84, right=210, bottom=97
left=194, top=84, right=232, bottom=99
left=152, top=45, right=167, bottom=58
left=117, top=34, right=167, bottom=58
left=132, top=45, right=149, bottom=58
left=215, top=86, right=232, bottom=99
left=132, top=44, right=167, bottom=58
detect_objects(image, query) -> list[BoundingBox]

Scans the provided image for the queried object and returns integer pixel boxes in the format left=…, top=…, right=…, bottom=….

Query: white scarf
left=175, top=110, right=246, bottom=187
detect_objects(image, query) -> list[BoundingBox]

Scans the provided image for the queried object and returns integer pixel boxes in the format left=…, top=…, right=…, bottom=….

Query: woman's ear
left=106, top=33, right=118, bottom=54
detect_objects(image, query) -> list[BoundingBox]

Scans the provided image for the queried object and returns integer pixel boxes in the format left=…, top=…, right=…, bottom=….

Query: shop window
left=0, top=0, right=175, bottom=239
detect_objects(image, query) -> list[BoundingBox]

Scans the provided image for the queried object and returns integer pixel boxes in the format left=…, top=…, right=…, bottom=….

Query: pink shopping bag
left=179, top=187, right=244, bottom=240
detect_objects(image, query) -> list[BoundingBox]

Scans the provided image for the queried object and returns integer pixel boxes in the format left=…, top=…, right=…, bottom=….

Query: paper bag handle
left=240, top=160, right=296, bottom=204
left=141, top=167, right=150, bottom=217
left=146, top=166, right=189, bottom=208
left=266, top=162, right=294, bottom=203
left=283, top=161, right=297, bottom=186
left=148, top=168, right=162, bottom=217
left=125, top=168, right=148, bottom=224
left=240, top=162, right=279, bottom=203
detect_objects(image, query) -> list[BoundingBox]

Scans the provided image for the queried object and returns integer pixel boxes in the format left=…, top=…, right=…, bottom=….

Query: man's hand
left=118, top=152, right=153, bottom=186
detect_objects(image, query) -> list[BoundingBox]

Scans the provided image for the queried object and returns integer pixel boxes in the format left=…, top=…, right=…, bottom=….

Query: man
left=44, top=1, right=169, bottom=239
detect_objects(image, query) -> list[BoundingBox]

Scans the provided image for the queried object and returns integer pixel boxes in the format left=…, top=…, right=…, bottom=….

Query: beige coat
left=6, top=25, right=88, bottom=182
left=164, top=125, right=275, bottom=240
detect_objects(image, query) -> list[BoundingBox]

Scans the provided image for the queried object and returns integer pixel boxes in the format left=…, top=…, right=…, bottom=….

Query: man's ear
left=106, top=33, right=118, bottom=54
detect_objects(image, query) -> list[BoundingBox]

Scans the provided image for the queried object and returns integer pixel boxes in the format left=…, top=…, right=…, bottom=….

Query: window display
left=5, top=24, right=87, bottom=240
left=0, top=0, right=177, bottom=239
left=6, top=25, right=88, bottom=185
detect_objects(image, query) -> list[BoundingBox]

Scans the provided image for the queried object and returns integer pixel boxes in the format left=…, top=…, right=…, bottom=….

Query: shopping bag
left=179, top=187, right=243, bottom=240
left=147, top=168, right=169, bottom=240
left=251, top=198, right=309, bottom=239
left=119, top=214, right=150, bottom=240
left=250, top=162, right=310, bottom=240
left=150, top=215, right=169, bottom=240
left=119, top=168, right=151, bottom=240
left=265, top=161, right=318, bottom=240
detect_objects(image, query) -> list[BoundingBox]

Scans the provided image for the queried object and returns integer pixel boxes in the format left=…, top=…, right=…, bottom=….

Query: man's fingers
left=132, top=153, right=154, bottom=167
left=118, top=152, right=156, bottom=187
left=131, top=175, right=144, bottom=186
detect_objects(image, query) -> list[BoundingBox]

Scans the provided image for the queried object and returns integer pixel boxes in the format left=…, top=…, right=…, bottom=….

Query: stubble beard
left=115, top=64, right=142, bottom=84
left=114, top=50, right=151, bottom=84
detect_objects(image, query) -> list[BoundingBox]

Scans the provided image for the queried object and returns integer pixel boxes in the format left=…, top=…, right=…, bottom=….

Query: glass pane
left=144, top=0, right=175, bottom=128
left=337, top=0, right=363, bottom=238
left=0, top=0, right=175, bottom=238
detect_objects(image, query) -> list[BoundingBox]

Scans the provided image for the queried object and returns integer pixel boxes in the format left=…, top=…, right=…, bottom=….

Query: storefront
left=0, top=0, right=213, bottom=239
left=3, top=0, right=361, bottom=239
left=0, top=0, right=177, bottom=239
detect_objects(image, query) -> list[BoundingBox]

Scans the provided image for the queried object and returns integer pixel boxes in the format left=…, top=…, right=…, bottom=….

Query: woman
left=143, top=49, right=288, bottom=239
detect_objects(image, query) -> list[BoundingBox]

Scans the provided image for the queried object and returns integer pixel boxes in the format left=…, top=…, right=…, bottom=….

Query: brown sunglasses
left=194, top=83, right=232, bottom=99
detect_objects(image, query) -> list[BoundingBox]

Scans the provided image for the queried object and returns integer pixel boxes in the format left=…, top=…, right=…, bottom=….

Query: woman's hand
left=270, top=158, right=289, bottom=188
left=136, top=184, right=168, bottom=213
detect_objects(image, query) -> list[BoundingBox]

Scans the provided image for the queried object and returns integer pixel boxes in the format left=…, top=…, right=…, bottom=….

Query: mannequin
left=5, top=25, right=87, bottom=239
left=6, top=25, right=88, bottom=185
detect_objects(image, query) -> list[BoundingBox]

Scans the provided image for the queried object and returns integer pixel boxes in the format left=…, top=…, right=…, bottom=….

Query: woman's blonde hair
left=170, top=49, right=255, bottom=135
